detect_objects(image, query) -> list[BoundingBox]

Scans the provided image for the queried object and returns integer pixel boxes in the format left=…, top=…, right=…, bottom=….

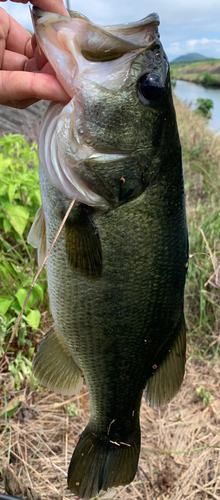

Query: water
left=174, top=80, right=220, bottom=134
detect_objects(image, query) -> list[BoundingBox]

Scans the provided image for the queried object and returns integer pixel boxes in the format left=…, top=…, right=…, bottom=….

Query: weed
left=0, top=134, right=48, bottom=388
left=195, top=98, right=214, bottom=119
left=66, top=403, right=78, bottom=417
left=196, top=72, right=218, bottom=87
left=196, top=386, right=211, bottom=407
left=175, top=96, right=220, bottom=359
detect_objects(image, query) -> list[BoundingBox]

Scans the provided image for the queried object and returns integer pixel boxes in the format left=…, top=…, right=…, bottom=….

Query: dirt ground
left=1, top=348, right=220, bottom=500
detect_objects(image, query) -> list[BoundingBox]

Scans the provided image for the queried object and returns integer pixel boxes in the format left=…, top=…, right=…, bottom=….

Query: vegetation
left=174, top=95, right=220, bottom=360
left=170, top=59, right=220, bottom=87
left=196, top=71, right=218, bottom=87
left=172, top=53, right=209, bottom=64
left=0, top=134, right=48, bottom=390
left=171, top=79, right=176, bottom=89
left=195, top=98, right=214, bottom=119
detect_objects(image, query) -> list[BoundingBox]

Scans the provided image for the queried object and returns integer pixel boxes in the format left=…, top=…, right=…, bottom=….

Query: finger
left=5, top=16, right=31, bottom=55
left=0, top=7, right=32, bottom=60
left=5, top=0, right=69, bottom=16
left=2, top=49, right=28, bottom=71
left=25, top=58, right=56, bottom=77
left=3, top=97, right=44, bottom=109
left=0, top=70, right=70, bottom=106
left=33, top=44, right=48, bottom=71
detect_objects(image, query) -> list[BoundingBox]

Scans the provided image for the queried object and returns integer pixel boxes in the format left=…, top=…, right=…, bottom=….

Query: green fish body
left=29, top=9, right=188, bottom=499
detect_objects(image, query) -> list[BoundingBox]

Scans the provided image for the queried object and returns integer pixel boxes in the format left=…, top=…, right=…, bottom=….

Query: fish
left=28, top=7, right=188, bottom=500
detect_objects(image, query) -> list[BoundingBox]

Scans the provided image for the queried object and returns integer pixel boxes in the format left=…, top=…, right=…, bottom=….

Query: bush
left=0, top=134, right=47, bottom=389
left=197, top=71, right=217, bottom=87
left=195, top=98, right=214, bottom=119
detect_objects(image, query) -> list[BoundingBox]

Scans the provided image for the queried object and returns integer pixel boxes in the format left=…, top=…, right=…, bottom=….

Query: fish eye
left=137, top=73, right=164, bottom=103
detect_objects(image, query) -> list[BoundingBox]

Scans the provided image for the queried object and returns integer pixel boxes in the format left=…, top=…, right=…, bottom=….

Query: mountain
left=171, top=53, right=213, bottom=63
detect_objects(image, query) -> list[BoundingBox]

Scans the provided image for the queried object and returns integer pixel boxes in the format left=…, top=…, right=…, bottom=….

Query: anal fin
left=145, top=316, right=186, bottom=407
left=33, top=324, right=83, bottom=396
left=27, top=205, right=46, bottom=266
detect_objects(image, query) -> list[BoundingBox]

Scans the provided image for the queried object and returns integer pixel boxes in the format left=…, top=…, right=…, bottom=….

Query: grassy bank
left=174, top=94, right=220, bottom=359
left=171, top=59, right=220, bottom=87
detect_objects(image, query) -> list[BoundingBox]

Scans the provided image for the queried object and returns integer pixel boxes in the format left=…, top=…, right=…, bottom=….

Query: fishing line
left=0, top=198, right=76, bottom=370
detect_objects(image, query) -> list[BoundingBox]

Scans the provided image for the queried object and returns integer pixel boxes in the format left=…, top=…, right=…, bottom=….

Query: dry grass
left=1, top=350, right=220, bottom=500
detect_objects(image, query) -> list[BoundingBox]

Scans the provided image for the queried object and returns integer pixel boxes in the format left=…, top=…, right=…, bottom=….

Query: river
left=174, top=80, right=220, bottom=134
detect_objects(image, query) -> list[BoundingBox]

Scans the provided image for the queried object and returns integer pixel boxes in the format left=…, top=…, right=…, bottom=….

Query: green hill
left=172, top=53, right=212, bottom=63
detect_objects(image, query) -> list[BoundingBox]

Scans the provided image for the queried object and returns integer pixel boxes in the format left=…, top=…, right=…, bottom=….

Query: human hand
left=0, top=0, right=70, bottom=108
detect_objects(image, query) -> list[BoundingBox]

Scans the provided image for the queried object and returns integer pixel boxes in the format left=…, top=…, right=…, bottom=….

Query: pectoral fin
left=65, top=204, right=102, bottom=279
left=33, top=324, right=83, bottom=396
left=27, top=205, right=46, bottom=266
left=145, top=317, right=186, bottom=407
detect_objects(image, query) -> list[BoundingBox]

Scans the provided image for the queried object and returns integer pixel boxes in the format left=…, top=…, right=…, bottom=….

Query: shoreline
left=174, top=76, right=220, bottom=89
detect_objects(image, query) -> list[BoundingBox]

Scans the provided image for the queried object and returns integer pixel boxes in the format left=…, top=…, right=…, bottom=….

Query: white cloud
left=167, top=37, right=220, bottom=60
left=1, top=0, right=220, bottom=60
left=1, top=0, right=220, bottom=27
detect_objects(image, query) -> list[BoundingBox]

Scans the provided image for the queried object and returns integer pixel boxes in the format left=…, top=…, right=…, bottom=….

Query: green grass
left=170, top=60, right=220, bottom=86
left=175, top=96, right=220, bottom=360
left=171, top=59, right=220, bottom=70
left=0, top=134, right=48, bottom=389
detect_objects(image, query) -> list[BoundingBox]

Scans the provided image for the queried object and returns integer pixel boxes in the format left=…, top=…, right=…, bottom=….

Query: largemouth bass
left=29, top=8, right=188, bottom=499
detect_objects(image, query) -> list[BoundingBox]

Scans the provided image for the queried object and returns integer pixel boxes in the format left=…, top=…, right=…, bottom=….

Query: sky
left=1, top=0, right=220, bottom=61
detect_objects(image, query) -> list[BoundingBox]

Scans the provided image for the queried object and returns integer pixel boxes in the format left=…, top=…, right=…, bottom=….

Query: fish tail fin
left=68, top=420, right=140, bottom=499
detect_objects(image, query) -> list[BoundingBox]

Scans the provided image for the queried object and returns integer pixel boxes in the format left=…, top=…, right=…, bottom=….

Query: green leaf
left=11, top=303, right=22, bottom=315
left=0, top=182, right=7, bottom=195
left=32, top=283, right=44, bottom=302
left=15, top=288, right=28, bottom=309
left=0, top=298, right=13, bottom=315
left=0, top=394, right=25, bottom=418
left=3, top=217, right=11, bottom=233
left=8, top=183, right=16, bottom=204
left=26, top=310, right=41, bottom=330
left=0, top=155, right=11, bottom=174
left=15, top=288, right=36, bottom=313
left=4, top=203, right=29, bottom=236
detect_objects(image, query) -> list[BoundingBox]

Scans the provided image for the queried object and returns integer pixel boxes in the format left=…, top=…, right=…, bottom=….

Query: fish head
left=32, top=9, right=179, bottom=207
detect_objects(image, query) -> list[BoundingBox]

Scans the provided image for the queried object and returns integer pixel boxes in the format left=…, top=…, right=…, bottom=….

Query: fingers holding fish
left=0, top=70, right=69, bottom=108
left=0, top=2, right=70, bottom=107
left=0, top=0, right=69, bottom=16
left=0, top=6, right=69, bottom=106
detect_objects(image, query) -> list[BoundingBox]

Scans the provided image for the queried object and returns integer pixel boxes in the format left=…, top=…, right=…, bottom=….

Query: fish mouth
left=32, top=9, right=162, bottom=208
left=31, top=8, right=160, bottom=97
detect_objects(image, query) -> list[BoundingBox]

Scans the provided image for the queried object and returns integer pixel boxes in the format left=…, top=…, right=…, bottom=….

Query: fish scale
left=29, top=7, right=188, bottom=499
